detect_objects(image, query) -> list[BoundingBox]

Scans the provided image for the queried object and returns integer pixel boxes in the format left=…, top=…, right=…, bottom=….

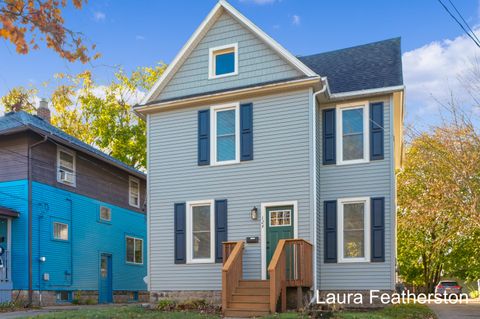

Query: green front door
left=266, top=206, right=294, bottom=275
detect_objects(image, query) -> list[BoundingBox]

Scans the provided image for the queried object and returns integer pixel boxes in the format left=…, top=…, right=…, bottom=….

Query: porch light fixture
left=250, top=206, right=258, bottom=220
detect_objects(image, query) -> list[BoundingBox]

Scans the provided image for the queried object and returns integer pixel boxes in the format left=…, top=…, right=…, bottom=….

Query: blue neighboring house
left=0, top=101, right=147, bottom=305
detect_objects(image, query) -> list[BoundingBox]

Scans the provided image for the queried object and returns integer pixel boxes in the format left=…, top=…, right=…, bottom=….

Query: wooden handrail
left=222, top=241, right=244, bottom=313
left=268, top=239, right=313, bottom=313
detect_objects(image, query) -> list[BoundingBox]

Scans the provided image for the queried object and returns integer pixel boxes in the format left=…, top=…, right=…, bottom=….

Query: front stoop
left=224, top=280, right=270, bottom=317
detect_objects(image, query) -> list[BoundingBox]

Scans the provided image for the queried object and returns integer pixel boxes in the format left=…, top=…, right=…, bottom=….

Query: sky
left=1, top=0, right=480, bottom=128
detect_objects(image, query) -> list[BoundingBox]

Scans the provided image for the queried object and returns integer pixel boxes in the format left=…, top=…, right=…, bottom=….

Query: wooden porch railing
left=221, top=241, right=244, bottom=312
left=268, top=239, right=313, bottom=313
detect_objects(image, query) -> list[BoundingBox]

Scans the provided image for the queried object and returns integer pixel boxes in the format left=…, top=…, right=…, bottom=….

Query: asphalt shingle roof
left=0, top=111, right=145, bottom=178
left=298, top=37, right=403, bottom=94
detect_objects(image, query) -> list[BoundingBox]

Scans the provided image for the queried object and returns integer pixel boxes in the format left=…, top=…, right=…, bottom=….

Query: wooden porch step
left=224, top=308, right=270, bottom=318
left=228, top=301, right=269, bottom=311
left=231, top=293, right=269, bottom=303
left=234, top=287, right=269, bottom=295
left=238, top=279, right=269, bottom=288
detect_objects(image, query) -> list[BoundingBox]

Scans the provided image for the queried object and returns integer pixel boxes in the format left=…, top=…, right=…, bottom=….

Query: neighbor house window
left=337, top=103, right=369, bottom=165
left=338, top=197, right=370, bottom=263
left=100, top=206, right=111, bottom=222
left=209, top=43, right=238, bottom=79
left=53, top=222, right=69, bottom=241
left=211, top=103, right=240, bottom=165
left=57, top=148, right=76, bottom=186
left=129, top=177, right=140, bottom=208
left=186, top=200, right=214, bottom=263
left=126, top=236, right=143, bottom=264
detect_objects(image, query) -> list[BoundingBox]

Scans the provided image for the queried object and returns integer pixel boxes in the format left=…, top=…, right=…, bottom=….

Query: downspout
left=310, top=77, right=328, bottom=304
left=28, top=134, right=48, bottom=306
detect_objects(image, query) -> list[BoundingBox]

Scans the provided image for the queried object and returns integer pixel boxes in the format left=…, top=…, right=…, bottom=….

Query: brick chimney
left=37, top=98, right=51, bottom=123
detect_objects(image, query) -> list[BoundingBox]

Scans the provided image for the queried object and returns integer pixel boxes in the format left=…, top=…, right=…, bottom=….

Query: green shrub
left=84, top=298, right=96, bottom=305
left=157, top=299, right=176, bottom=311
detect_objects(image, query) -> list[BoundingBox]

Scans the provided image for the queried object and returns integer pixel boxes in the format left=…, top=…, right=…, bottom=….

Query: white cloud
left=403, top=29, right=480, bottom=124
left=292, top=14, right=301, bottom=26
left=239, top=0, right=277, bottom=4
left=93, top=11, right=106, bottom=22
left=135, top=35, right=146, bottom=41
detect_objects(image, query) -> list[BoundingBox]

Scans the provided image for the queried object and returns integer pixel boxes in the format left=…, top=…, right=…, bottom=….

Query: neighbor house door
left=0, top=218, right=11, bottom=303
left=265, top=206, right=294, bottom=276
left=99, top=254, right=113, bottom=303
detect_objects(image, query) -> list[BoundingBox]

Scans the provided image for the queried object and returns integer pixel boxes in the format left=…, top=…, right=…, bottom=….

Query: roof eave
left=0, top=125, right=146, bottom=179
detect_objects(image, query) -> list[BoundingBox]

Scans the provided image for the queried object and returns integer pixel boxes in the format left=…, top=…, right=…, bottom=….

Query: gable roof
left=140, top=0, right=317, bottom=105
left=0, top=111, right=145, bottom=179
left=298, top=38, right=403, bottom=94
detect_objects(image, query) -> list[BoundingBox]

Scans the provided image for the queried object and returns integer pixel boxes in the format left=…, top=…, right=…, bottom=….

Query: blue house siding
left=0, top=180, right=29, bottom=290
left=30, top=182, right=147, bottom=292
left=316, top=96, right=395, bottom=291
left=156, top=11, right=302, bottom=102
left=148, top=89, right=313, bottom=291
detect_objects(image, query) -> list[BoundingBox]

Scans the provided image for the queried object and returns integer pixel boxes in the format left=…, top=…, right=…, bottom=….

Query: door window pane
left=192, top=205, right=211, bottom=259
left=216, top=109, right=236, bottom=162
left=342, top=108, right=364, bottom=161
left=269, top=210, right=292, bottom=226
left=343, top=203, right=365, bottom=258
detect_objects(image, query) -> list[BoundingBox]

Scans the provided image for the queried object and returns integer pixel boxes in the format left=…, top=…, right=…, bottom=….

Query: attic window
left=209, top=43, right=238, bottom=79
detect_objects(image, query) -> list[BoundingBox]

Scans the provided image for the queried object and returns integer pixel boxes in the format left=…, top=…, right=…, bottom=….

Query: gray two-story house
left=135, top=1, right=404, bottom=316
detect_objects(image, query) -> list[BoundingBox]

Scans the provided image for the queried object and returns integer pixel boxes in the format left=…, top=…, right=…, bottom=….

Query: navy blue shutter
left=324, top=200, right=337, bottom=263
left=370, top=102, right=384, bottom=160
left=174, top=203, right=186, bottom=264
left=323, top=109, right=336, bottom=165
left=198, top=110, right=210, bottom=165
left=371, top=197, right=385, bottom=262
left=240, top=103, right=253, bottom=161
left=215, top=199, right=228, bottom=263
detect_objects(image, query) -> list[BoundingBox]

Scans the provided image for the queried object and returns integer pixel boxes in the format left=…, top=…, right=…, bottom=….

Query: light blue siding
left=156, top=12, right=302, bottom=102
left=0, top=180, right=146, bottom=294
left=316, top=97, right=395, bottom=291
left=148, top=90, right=313, bottom=291
left=31, top=181, right=147, bottom=292
left=0, top=180, right=28, bottom=290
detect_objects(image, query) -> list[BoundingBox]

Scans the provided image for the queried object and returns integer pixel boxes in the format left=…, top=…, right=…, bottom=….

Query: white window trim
left=337, top=197, right=371, bottom=263
left=56, top=147, right=76, bottom=187
left=336, top=102, right=370, bottom=165
left=208, top=43, right=238, bottom=79
left=186, top=199, right=215, bottom=264
left=100, top=206, right=111, bottom=222
left=210, top=103, right=240, bottom=166
left=129, top=176, right=140, bottom=208
left=53, top=222, right=69, bottom=241
left=126, top=235, right=144, bottom=265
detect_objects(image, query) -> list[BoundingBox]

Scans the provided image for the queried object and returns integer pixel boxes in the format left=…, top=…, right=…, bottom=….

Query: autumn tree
left=0, top=0, right=96, bottom=62
left=0, top=86, right=37, bottom=113
left=397, top=108, right=480, bottom=292
left=0, top=63, right=166, bottom=170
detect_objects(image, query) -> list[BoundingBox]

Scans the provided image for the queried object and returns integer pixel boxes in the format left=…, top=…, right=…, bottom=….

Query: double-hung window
left=337, top=103, right=369, bottom=165
left=129, top=177, right=140, bottom=208
left=209, top=43, right=238, bottom=79
left=186, top=200, right=215, bottom=263
left=100, top=206, right=111, bottom=222
left=57, top=148, right=76, bottom=186
left=338, top=197, right=370, bottom=263
left=126, top=236, right=143, bottom=264
left=211, top=103, right=240, bottom=165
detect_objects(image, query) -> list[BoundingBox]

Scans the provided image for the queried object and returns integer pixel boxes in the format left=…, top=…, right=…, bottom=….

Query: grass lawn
left=333, top=304, right=437, bottom=319
left=25, top=304, right=436, bottom=319
left=27, top=306, right=220, bottom=319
